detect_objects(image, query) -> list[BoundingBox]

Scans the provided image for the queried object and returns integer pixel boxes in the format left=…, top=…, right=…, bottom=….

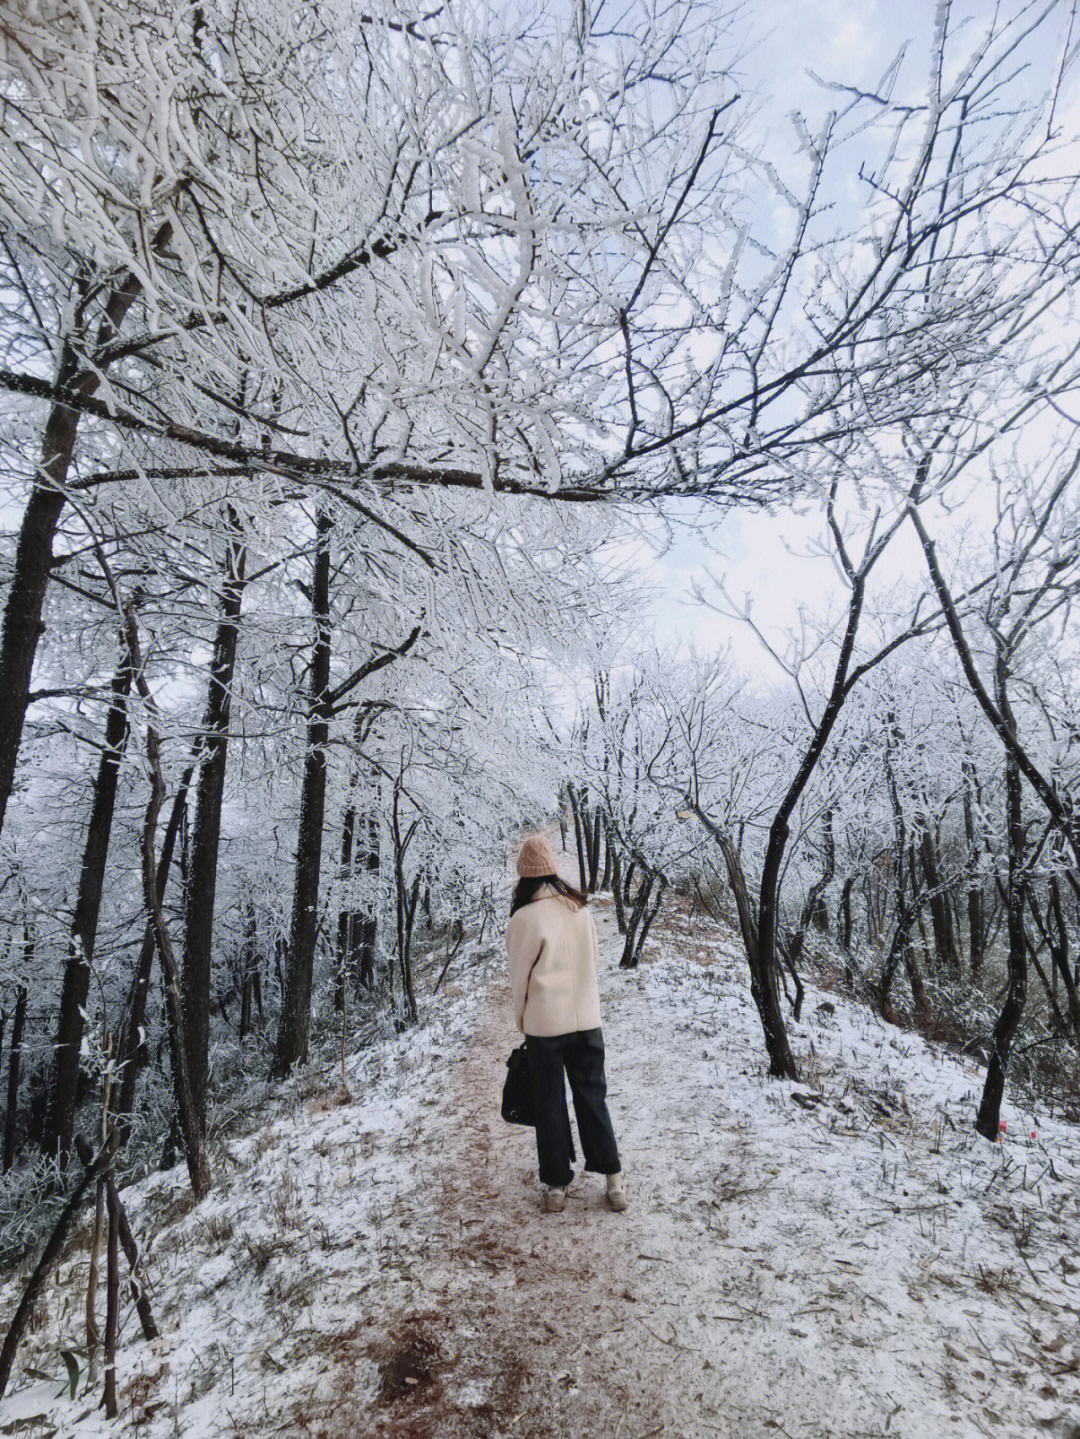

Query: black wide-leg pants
left=525, top=1027, right=621, bottom=1188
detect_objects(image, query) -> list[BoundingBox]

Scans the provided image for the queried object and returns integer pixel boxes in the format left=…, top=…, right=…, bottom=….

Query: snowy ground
left=2, top=898, right=1080, bottom=1438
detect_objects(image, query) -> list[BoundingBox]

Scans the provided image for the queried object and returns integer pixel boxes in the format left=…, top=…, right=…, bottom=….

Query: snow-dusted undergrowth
left=1, top=903, right=1078, bottom=1439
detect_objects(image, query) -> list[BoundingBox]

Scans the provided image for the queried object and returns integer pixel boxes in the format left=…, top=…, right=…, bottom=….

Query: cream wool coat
left=506, top=886, right=602, bottom=1036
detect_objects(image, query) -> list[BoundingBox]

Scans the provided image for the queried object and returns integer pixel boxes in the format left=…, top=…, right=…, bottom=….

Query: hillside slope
left=2, top=900, right=1079, bottom=1438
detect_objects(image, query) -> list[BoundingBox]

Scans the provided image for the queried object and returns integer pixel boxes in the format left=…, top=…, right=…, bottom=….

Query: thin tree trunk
left=610, top=840, right=628, bottom=934
left=1048, top=884, right=1080, bottom=1044
left=839, top=876, right=854, bottom=950
left=239, top=904, right=258, bottom=1039
left=182, top=510, right=246, bottom=1126
left=334, top=804, right=357, bottom=1013
left=274, top=508, right=333, bottom=1077
left=919, top=821, right=959, bottom=973
left=624, top=875, right=666, bottom=967
left=102, top=1171, right=120, bottom=1417
left=88, top=1179, right=105, bottom=1372
left=399, top=874, right=420, bottom=1024
left=568, top=783, right=588, bottom=892
left=0, top=1146, right=112, bottom=1401
left=589, top=807, right=602, bottom=891
left=3, top=982, right=27, bottom=1172
left=113, top=1180, right=158, bottom=1340
left=123, top=606, right=210, bottom=1198
left=113, top=749, right=199, bottom=1152
left=975, top=704, right=1027, bottom=1141
left=620, top=871, right=653, bottom=969
left=878, top=897, right=922, bottom=1015
left=47, top=644, right=132, bottom=1160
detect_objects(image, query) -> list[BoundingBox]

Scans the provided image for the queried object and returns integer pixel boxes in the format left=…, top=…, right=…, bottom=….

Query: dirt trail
left=360, top=952, right=665, bottom=1439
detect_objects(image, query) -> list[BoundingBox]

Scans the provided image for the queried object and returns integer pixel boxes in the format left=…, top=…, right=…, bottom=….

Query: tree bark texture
left=274, top=508, right=333, bottom=1076
left=0, top=1145, right=111, bottom=1401
left=975, top=742, right=1028, bottom=1141
left=113, top=751, right=199, bottom=1151
left=0, top=245, right=167, bottom=850
left=182, top=514, right=247, bottom=1125
left=919, top=822, right=959, bottom=973
left=123, top=606, right=210, bottom=1198
left=47, top=644, right=132, bottom=1160
left=102, top=1175, right=120, bottom=1417
left=3, top=983, right=27, bottom=1172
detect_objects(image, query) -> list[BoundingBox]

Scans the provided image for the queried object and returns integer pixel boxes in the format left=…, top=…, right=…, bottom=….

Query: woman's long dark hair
left=510, top=874, right=588, bottom=916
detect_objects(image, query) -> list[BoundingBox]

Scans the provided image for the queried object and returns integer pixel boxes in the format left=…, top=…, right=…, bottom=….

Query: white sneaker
left=605, top=1173, right=627, bottom=1212
left=543, top=1185, right=568, bottom=1213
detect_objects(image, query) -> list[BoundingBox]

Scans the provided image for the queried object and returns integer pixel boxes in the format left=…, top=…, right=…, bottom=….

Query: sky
left=621, top=0, right=1077, bottom=678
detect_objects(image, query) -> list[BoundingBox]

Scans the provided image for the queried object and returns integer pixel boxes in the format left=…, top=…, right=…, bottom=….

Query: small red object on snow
left=999, top=1120, right=1007, bottom=1133
left=1031, top=1130, right=1037, bottom=1140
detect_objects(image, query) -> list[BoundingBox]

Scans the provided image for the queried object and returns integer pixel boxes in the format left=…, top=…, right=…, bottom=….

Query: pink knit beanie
left=516, top=832, right=560, bottom=878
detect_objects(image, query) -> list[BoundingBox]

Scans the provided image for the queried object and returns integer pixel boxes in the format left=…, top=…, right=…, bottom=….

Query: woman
left=505, top=832, right=627, bottom=1214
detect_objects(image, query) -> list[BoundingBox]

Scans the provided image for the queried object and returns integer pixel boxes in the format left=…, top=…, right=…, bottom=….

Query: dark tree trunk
left=3, top=982, right=28, bottom=1172
left=123, top=606, right=210, bottom=1198
left=47, top=645, right=132, bottom=1160
left=754, top=822, right=805, bottom=1078
left=588, top=807, right=602, bottom=891
left=838, top=876, right=854, bottom=950
left=102, top=1172, right=120, bottom=1417
left=623, top=860, right=636, bottom=907
left=334, top=804, right=357, bottom=1012
left=568, top=783, right=588, bottom=892
left=391, top=779, right=420, bottom=1026
left=0, top=246, right=167, bottom=851
left=0, top=485, right=67, bottom=845
left=862, top=875, right=877, bottom=946
left=975, top=740, right=1027, bottom=1141
left=111, top=1176, right=158, bottom=1340
left=113, top=751, right=198, bottom=1152
left=838, top=875, right=855, bottom=989
left=356, top=807, right=380, bottom=991
left=182, top=512, right=246, bottom=1126
left=690, top=804, right=795, bottom=1076
left=0, top=1145, right=112, bottom=1402
left=610, top=840, right=628, bottom=934
left=397, top=873, right=421, bottom=1025
left=620, top=871, right=666, bottom=968
left=878, top=894, right=922, bottom=1015
left=1046, top=877, right=1080, bottom=1043
left=619, top=871, right=653, bottom=969
left=750, top=576, right=869, bottom=1077
left=787, top=810, right=838, bottom=985
left=239, top=904, right=259, bottom=1039
left=274, top=508, right=333, bottom=1077
left=919, top=821, right=959, bottom=973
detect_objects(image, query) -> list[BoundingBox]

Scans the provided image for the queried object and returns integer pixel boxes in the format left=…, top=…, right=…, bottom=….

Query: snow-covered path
left=440, top=899, right=1080, bottom=1439
left=2, top=898, right=1079, bottom=1438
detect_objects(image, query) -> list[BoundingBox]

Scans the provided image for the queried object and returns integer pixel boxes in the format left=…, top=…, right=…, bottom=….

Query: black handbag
left=501, top=1043, right=533, bottom=1125
left=499, top=1042, right=576, bottom=1160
